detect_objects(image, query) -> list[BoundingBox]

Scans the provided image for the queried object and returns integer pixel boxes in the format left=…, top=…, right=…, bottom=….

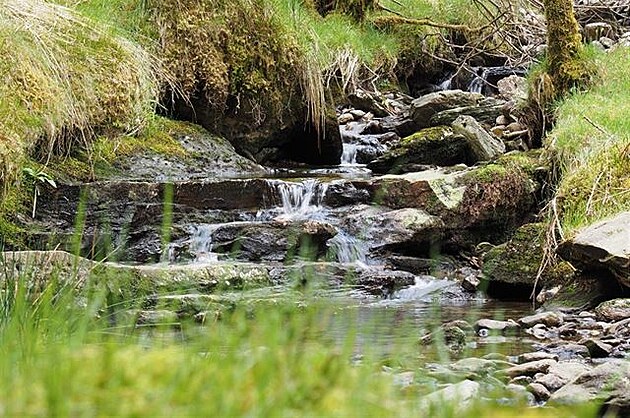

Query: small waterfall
left=327, top=230, right=368, bottom=264
left=341, top=143, right=358, bottom=166
left=188, top=224, right=217, bottom=261
left=392, top=276, right=455, bottom=301
left=468, top=67, right=487, bottom=94
left=438, top=74, right=454, bottom=90
left=275, top=179, right=328, bottom=219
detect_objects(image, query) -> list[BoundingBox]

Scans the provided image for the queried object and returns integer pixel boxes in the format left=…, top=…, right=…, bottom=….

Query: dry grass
left=0, top=0, right=161, bottom=191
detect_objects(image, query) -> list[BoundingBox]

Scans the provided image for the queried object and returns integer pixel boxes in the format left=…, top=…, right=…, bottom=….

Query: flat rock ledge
left=558, top=212, right=630, bottom=287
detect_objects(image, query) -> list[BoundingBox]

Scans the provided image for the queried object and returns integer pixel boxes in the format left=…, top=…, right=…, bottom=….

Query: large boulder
left=411, top=90, right=482, bottom=129
left=365, top=154, right=541, bottom=247
left=548, top=361, right=630, bottom=414
left=185, top=220, right=337, bottom=262
left=367, top=126, right=472, bottom=174
left=557, top=212, right=630, bottom=288
left=430, top=97, right=505, bottom=127
left=482, top=223, right=549, bottom=298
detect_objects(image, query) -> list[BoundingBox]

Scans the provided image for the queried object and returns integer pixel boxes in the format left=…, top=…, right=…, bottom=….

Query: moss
left=152, top=0, right=304, bottom=132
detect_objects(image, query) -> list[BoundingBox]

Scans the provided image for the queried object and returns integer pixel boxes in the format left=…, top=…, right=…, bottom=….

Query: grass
left=0, top=255, right=603, bottom=417
left=547, top=47, right=630, bottom=234
left=0, top=0, right=160, bottom=190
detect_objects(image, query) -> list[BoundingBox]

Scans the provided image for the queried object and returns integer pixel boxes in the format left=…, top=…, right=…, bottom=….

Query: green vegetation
left=0, top=0, right=160, bottom=190
left=548, top=47, right=630, bottom=234
left=0, top=256, right=600, bottom=416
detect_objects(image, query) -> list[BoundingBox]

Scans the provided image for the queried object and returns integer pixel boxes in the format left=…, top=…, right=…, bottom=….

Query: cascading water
left=468, top=68, right=487, bottom=94
left=391, top=276, right=456, bottom=301
left=327, top=230, right=368, bottom=265
left=341, top=143, right=358, bottom=166
left=187, top=224, right=219, bottom=262
left=275, top=178, right=328, bottom=219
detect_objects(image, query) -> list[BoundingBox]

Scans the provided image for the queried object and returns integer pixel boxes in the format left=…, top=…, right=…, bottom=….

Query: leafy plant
left=22, top=168, right=57, bottom=218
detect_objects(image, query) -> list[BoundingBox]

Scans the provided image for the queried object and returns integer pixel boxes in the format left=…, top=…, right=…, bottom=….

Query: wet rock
left=356, top=269, right=417, bottom=296
left=419, top=324, right=467, bottom=353
left=519, top=311, right=564, bottom=328
left=452, top=115, right=505, bottom=162
left=545, top=343, right=591, bottom=360
left=557, top=212, right=630, bottom=288
left=347, top=89, right=391, bottom=117
left=461, top=274, right=480, bottom=292
left=534, top=373, right=566, bottom=392
left=527, top=382, right=551, bottom=401
left=518, top=352, right=559, bottom=363
left=367, top=126, right=471, bottom=174
left=583, top=339, right=613, bottom=358
left=419, top=380, right=480, bottom=412
left=503, top=359, right=557, bottom=378
left=595, top=298, right=630, bottom=322
left=209, top=220, right=336, bottom=262
left=338, top=112, right=354, bottom=124
left=324, top=182, right=371, bottom=207
left=475, top=318, right=520, bottom=335
left=411, top=90, right=482, bottom=129
left=548, top=361, right=630, bottom=411
left=430, top=98, right=505, bottom=127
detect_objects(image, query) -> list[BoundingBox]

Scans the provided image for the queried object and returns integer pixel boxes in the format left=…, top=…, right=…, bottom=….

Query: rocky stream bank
left=4, top=47, right=630, bottom=413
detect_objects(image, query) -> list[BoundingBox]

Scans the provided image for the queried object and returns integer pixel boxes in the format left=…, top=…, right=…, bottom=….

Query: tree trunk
left=543, top=0, right=586, bottom=95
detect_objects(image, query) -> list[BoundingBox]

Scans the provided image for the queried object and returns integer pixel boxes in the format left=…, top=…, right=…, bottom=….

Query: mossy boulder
left=483, top=223, right=546, bottom=285
left=367, top=126, right=472, bottom=174
left=481, top=222, right=580, bottom=300
left=48, top=119, right=265, bottom=182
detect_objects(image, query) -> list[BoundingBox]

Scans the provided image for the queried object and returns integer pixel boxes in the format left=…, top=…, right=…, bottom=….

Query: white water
left=468, top=68, right=487, bottom=94
left=327, top=230, right=368, bottom=265
left=392, top=276, right=456, bottom=301
left=341, top=143, right=358, bottom=166
left=275, top=179, right=328, bottom=219
left=188, top=224, right=220, bottom=262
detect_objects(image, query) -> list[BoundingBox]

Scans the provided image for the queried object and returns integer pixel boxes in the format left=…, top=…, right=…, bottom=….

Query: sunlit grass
left=549, top=47, right=630, bottom=234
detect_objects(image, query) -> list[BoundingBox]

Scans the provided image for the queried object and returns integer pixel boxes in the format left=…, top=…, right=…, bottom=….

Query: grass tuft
left=548, top=47, right=630, bottom=234
left=0, top=0, right=161, bottom=191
